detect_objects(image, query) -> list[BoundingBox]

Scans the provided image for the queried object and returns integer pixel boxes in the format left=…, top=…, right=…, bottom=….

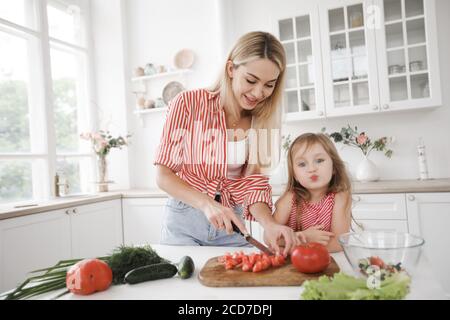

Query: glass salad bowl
left=338, top=231, right=425, bottom=278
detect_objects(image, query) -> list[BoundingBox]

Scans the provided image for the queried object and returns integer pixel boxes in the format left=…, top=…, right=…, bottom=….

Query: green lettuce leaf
left=301, top=272, right=411, bottom=300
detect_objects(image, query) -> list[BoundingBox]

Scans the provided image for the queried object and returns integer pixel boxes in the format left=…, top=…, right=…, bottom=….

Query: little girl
left=273, top=133, right=352, bottom=252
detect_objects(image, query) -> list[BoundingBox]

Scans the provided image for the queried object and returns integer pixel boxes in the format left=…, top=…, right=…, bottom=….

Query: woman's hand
left=303, top=225, right=334, bottom=246
left=263, top=223, right=301, bottom=256
left=200, top=197, right=248, bottom=235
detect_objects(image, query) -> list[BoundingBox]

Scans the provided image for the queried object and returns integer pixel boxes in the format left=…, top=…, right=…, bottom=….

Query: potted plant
left=80, top=131, right=132, bottom=192
left=322, top=126, right=393, bottom=182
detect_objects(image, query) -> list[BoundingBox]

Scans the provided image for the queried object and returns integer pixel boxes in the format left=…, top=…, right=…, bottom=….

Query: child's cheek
left=294, top=168, right=307, bottom=185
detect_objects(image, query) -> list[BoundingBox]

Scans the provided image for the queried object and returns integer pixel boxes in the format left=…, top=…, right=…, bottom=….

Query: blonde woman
left=154, top=31, right=300, bottom=256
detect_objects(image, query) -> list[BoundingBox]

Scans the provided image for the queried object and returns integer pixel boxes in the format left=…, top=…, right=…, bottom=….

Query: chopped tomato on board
left=252, top=261, right=263, bottom=272
left=218, top=250, right=286, bottom=273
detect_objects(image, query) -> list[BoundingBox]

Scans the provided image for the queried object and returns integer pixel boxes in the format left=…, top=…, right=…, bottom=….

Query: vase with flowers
left=322, top=125, right=393, bottom=182
left=80, top=131, right=131, bottom=192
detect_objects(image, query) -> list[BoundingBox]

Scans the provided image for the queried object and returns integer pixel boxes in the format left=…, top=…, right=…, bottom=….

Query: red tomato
left=261, top=257, right=271, bottom=270
left=242, top=262, right=252, bottom=272
left=252, top=261, right=263, bottom=272
left=232, top=252, right=241, bottom=263
left=291, top=243, right=330, bottom=274
left=225, top=260, right=235, bottom=270
left=275, top=254, right=286, bottom=265
left=249, top=254, right=259, bottom=265
left=270, top=256, right=280, bottom=267
left=370, top=256, right=385, bottom=268
left=66, top=259, right=112, bottom=295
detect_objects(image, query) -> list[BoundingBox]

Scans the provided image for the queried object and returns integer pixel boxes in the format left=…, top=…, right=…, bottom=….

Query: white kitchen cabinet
left=275, top=3, right=326, bottom=121
left=320, top=0, right=381, bottom=117
left=275, top=0, right=441, bottom=122
left=351, top=219, right=408, bottom=232
left=351, top=193, right=407, bottom=220
left=351, top=193, right=408, bottom=232
left=406, top=192, right=450, bottom=296
left=0, top=199, right=123, bottom=293
left=373, top=0, right=441, bottom=111
left=70, top=200, right=123, bottom=259
left=122, top=198, right=167, bottom=246
left=0, top=209, right=71, bottom=293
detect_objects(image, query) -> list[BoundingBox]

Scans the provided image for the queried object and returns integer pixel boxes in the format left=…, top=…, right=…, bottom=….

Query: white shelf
left=131, top=69, right=192, bottom=82
left=133, top=107, right=168, bottom=115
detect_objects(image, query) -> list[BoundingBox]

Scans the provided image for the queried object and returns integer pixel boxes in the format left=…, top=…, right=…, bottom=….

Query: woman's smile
left=243, top=94, right=259, bottom=107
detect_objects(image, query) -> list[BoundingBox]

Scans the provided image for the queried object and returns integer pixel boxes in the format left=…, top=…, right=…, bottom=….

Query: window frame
left=0, top=0, right=96, bottom=205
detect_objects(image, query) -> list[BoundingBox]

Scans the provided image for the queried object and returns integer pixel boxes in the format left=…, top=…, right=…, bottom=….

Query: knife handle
left=215, top=192, right=245, bottom=236
left=231, top=221, right=245, bottom=236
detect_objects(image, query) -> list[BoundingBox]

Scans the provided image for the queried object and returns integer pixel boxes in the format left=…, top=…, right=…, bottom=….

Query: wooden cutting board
left=198, top=256, right=340, bottom=287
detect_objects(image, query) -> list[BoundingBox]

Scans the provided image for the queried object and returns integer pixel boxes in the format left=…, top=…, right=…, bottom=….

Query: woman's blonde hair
left=210, top=31, right=286, bottom=175
left=286, top=133, right=352, bottom=202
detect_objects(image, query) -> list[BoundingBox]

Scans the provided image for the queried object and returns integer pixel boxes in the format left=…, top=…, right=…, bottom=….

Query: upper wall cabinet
left=319, top=0, right=381, bottom=117
left=373, top=0, right=441, bottom=112
left=276, top=7, right=326, bottom=121
left=275, top=0, right=441, bottom=122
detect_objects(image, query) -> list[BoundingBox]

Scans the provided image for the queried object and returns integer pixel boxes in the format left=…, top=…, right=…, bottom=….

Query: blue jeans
left=160, top=197, right=251, bottom=247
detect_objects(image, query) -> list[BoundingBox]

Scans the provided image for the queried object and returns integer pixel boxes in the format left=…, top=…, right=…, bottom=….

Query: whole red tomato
left=66, top=258, right=113, bottom=295
left=291, top=243, right=330, bottom=273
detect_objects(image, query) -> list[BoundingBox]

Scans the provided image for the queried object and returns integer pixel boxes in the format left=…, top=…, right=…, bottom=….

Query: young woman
left=154, top=31, right=299, bottom=256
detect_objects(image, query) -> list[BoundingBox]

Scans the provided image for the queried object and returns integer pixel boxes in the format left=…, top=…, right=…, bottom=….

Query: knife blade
left=230, top=221, right=273, bottom=256
left=214, top=191, right=273, bottom=255
left=244, top=234, right=274, bottom=256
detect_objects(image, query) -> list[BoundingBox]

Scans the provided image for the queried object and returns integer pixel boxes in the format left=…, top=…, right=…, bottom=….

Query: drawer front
left=351, top=219, right=409, bottom=233
left=352, top=193, right=407, bottom=220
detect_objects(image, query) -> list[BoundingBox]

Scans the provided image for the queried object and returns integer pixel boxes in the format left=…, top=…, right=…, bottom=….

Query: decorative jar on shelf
left=144, top=63, right=157, bottom=76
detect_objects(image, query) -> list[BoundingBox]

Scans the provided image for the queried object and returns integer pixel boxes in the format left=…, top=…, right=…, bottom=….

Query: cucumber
left=177, top=256, right=195, bottom=279
left=124, top=263, right=177, bottom=284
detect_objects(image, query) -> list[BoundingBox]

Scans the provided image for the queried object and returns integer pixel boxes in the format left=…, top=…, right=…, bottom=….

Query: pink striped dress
left=286, top=192, right=335, bottom=232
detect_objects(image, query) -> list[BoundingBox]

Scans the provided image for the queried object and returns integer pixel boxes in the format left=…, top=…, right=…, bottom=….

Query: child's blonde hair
left=286, top=133, right=352, bottom=202
left=210, top=31, right=286, bottom=174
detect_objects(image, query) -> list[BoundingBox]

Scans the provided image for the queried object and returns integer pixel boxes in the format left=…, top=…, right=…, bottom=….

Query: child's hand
left=295, top=231, right=307, bottom=244
left=263, top=223, right=301, bottom=256
left=303, top=225, right=334, bottom=246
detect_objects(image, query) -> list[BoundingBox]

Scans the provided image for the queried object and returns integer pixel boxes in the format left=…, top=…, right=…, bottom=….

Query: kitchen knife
left=214, top=191, right=273, bottom=255
left=230, top=221, right=274, bottom=256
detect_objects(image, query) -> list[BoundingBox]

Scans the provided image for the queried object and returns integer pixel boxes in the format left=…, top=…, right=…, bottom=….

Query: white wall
left=98, top=0, right=449, bottom=189
left=91, top=0, right=131, bottom=190
left=123, top=0, right=230, bottom=188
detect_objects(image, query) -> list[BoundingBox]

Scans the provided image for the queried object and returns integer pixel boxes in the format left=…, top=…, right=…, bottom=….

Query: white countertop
left=35, top=245, right=447, bottom=300
left=2, top=178, right=450, bottom=220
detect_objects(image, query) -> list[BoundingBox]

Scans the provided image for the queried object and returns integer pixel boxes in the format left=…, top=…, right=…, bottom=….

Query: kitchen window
left=0, top=0, right=94, bottom=205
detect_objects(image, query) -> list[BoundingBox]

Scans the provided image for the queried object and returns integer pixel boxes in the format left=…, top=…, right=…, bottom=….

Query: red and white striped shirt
left=286, top=192, right=335, bottom=231
left=154, top=88, right=273, bottom=221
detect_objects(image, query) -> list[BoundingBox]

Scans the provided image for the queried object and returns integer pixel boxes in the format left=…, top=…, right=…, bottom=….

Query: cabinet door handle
left=72, top=208, right=77, bottom=214
left=372, top=105, right=379, bottom=111
left=65, top=209, right=70, bottom=215
left=318, top=111, right=324, bottom=116
left=352, top=195, right=361, bottom=202
left=383, top=104, right=390, bottom=110
left=408, top=195, right=415, bottom=201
